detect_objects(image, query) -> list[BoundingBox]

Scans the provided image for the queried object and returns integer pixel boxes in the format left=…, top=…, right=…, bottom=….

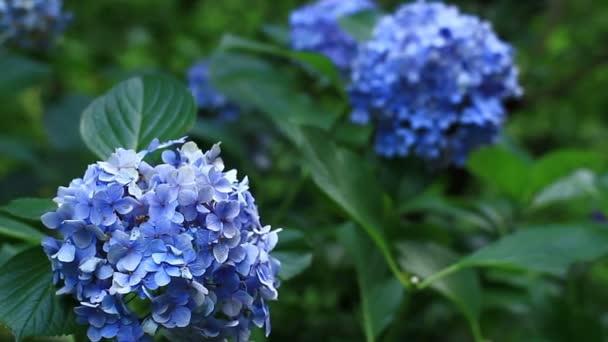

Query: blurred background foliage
left=1, top=0, right=608, bottom=341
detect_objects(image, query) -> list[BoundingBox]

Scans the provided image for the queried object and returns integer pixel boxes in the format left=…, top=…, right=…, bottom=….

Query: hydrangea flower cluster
left=187, top=61, right=240, bottom=120
left=0, top=0, right=71, bottom=49
left=348, top=1, right=522, bottom=164
left=290, top=0, right=377, bottom=72
left=41, top=138, right=280, bottom=342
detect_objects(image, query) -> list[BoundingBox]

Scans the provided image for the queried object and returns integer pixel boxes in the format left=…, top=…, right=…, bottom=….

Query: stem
left=415, top=263, right=484, bottom=342
left=417, top=263, right=461, bottom=290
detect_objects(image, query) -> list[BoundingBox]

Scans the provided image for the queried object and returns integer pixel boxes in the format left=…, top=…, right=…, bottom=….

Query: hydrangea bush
left=188, top=60, right=240, bottom=120
left=348, top=1, right=522, bottom=164
left=289, top=0, right=377, bottom=72
left=41, top=138, right=280, bottom=341
left=0, top=0, right=71, bottom=49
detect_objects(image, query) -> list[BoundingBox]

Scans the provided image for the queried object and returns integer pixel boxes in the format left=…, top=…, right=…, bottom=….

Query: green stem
left=417, top=263, right=461, bottom=290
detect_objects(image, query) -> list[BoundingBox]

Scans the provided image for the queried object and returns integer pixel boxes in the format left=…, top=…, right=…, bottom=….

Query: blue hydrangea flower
left=290, top=0, right=377, bottom=72
left=0, top=0, right=71, bottom=49
left=42, top=138, right=281, bottom=341
left=187, top=61, right=240, bottom=120
left=348, top=1, right=522, bottom=164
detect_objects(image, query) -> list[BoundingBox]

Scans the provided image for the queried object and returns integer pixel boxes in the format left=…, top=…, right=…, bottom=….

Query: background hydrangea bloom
left=187, top=60, right=240, bottom=120
left=0, top=0, right=71, bottom=49
left=41, top=138, right=280, bottom=341
left=349, top=1, right=522, bottom=164
left=289, top=0, right=377, bottom=72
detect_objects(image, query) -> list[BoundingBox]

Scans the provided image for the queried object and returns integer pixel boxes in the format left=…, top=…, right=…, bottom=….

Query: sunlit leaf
left=80, top=74, right=196, bottom=159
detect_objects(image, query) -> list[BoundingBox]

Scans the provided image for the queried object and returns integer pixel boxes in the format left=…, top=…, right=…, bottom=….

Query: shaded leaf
left=1, top=197, right=55, bottom=221
left=261, top=24, right=290, bottom=46
left=457, top=224, right=608, bottom=275
left=217, top=34, right=342, bottom=93
left=80, top=74, right=196, bottom=159
left=0, top=247, right=77, bottom=340
left=273, top=251, right=313, bottom=280
left=0, top=214, right=45, bottom=243
left=296, top=128, right=408, bottom=287
left=208, top=53, right=340, bottom=135
left=467, top=145, right=530, bottom=199
left=44, top=94, right=91, bottom=151
left=397, top=242, right=482, bottom=341
left=532, top=169, right=598, bottom=208
left=339, top=223, right=404, bottom=342
left=0, top=53, right=50, bottom=99
left=0, top=135, right=38, bottom=164
left=527, top=149, right=605, bottom=200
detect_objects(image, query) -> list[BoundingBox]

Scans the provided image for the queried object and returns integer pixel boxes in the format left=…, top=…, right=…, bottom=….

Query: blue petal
left=72, top=228, right=93, bottom=249
left=213, top=244, right=229, bottom=263
left=118, top=252, right=142, bottom=272
left=154, top=268, right=171, bottom=287
left=172, top=306, right=192, bottom=328
left=87, top=327, right=102, bottom=342
left=41, top=212, right=61, bottom=229
left=55, top=243, right=75, bottom=262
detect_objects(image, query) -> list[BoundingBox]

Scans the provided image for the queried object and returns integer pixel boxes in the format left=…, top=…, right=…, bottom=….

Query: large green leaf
left=397, top=242, right=482, bottom=341
left=339, top=224, right=405, bottom=342
left=296, top=128, right=409, bottom=288
left=415, top=224, right=608, bottom=323
left=0, top=214, right=45, bottom=243
left=532, top=169, right=598, bottom=208
left=1, top=197, right=55, bottom=221
left=208, top=53, right=341, bottom=136
left=0, top=53, right=50, bottom=99
left=0, top=247, right=77, bottom=340
left=458, top=224, right=608, bottom=275
left=80, top=74, right=196, bottom=159
left=526, top=149, right=605, bottom=200
left=467, top=145, right=531, bottom=199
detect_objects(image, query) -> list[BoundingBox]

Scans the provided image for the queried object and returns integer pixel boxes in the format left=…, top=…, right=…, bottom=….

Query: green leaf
left=1, top=197, right=55, bottom=221
left=44, top=94, right=91, bottom=151
left=0, top=214, right=45, bottom=244
left=457, top=224, right=608, bottom=275
left=80, top=74, right=196, bottom=159
left=208, top=53, right=341, bottom=135
left=0, top=244, right=27, bottom=268
left=273, top=251, right=313, bottom=281
left=261, top=24, right=290, bottom=46
left=339, top=224, right=404, bottom=342
left=338, top=10, right=383, bottom=42
left=276, top=228, right=306, bottom=246
left=0, top=135, right=38, bottom=164
left=526, top=149, right=605, bottom=200
left=296, top=128, right=409, bottom=288
left=467, top=145, right=531, bottom=199
left=532, top=169, right=598, bottom=208
left=0, top=247, right=77, bottom=340
left=217, top=34, right=343, bottom=94
left=397, top=242, right=482, bottom=341
left=399, top=192, right=495, bottom=233
left=0, top=53, right=50, bottom=99
left=334, top=121, right=373, bottom=148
